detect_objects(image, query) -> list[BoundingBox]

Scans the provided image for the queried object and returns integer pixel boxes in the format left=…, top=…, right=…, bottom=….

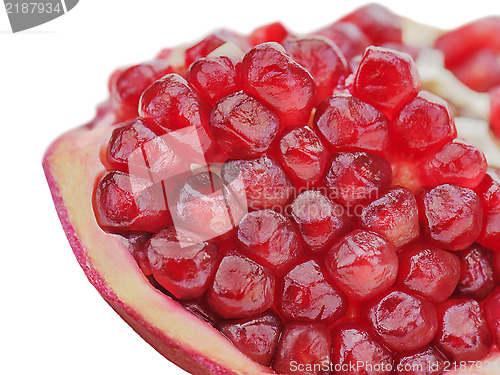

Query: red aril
left=456, top=244, right=495, bottom=300
left=394, top=346, right=447, bottom=375
left=313, top=21, right=370, bottom=60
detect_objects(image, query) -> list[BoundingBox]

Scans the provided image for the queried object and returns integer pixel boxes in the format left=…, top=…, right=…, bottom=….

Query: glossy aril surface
left=435, top=298, right=493, bottom=361
left=456, top=244, right=495, bottom=300
left=352, top=46, right=421, bottom=119
left=279, top=260, right=347, bottom=324
left=207, top=251, right=275, bottom=319
left=314, top=94, right=390, bottom=156
left=419, top=184, right=483, bottom=250
left=273, top=323, right=331, bottom=375
left=367, top=289, right=438, bottom=351
left=394, top=346, right=447, bottom=375
left=325, top=230, right=398, bottom=300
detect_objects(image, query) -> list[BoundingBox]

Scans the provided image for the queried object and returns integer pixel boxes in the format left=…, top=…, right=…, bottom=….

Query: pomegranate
left=44, top=4, right=500, bottom=375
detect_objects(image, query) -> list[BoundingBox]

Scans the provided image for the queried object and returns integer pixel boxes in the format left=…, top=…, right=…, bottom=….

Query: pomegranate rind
left=42, top=115, right=273, bottom=375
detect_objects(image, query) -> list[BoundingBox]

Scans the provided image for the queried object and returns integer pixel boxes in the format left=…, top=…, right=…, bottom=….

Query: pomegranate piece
left=490, top=86, right=500, bottom=140
left=325, top=230, right=398, bottom=300
left=484, top=289, right=500, bottom=343
left=278, top=126, right=330, bottom=187
left=93, top=170, right=171, bottom=233
left=279, top=260, right=347, bottom=324
left=146, top=227, right=219, bottom=300
left=314, top=94, right=390, bottom=156
left=283, top=36, right=348, bottom=103
left=110, top=60, right=171, bottom=121
left=419, top=139, right=487, bottom=189
left=169, top=170, right=245, bottom=241
left=313, top=21, right=370, bottom=60
left=456, top=244, right=495, bottom=300
left=394, top=346, right=447, bottom=375
left=352, top=46, right=421, bottom=119
left=187, top=56, right=241, bottom=105
left=434, top=16, right=500, bottom=69
left=418, top=184, right=483, bottom=250
left=339, top=3, right=402, bottom=44
left=332, top=324, right=393, bottom=375
left=236, top=209, right=303, bottom=273
left=436, top=298, right=493, bottom=361
left=221, top=155, right=293, bottom=210
left=241, top=42, right=315, bottom=127
left=392, top=91, right=457, bottom=158
left=367, top=290, right=438, bottom=351
left=273, top=323, right=331, bottom=375
left=324, top=151, right=392, bottom=207
left=476, top=169, right=500, bottom=250
left=291, top=190, right=351, bottom=252
left=207, top=251, right=275, bottom=319
left=359, top=187, right=419, bottom=247
left=209, top=91, right=280, bottom=158
left=397, top=242, right=460, bottom=303
left=138, top=74, right=213, bottom=153
left=248, top=21, right=290, bottom=46
left=218, top=312, right=282, bottom=366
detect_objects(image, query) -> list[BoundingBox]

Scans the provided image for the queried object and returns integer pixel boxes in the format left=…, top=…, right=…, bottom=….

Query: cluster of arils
left=91, top=4, right=500, bottom=374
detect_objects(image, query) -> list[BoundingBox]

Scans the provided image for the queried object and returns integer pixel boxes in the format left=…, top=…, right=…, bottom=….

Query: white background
left=1, top=1, right=499, bottom=374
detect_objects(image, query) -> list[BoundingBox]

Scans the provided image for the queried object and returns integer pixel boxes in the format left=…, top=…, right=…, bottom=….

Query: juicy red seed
left=105, top=118, right=201, bottom=182
left=124, top=233, right=152, bottom=276
left=241, top=42, right=316, bottom=128
left=484, top=289, right=500, bottom=343
left=392, top=91, right=457, bottom=158
left=339, top=3, right=402, bottom=44
left=187, top=56, right=241, bottom=105
left=279, top=260, right=347, bottom=324
left=434, top=16, right=500, bottom=69
left=352, top=46, right=421, bottom=119
left=456, top=244, right=495, bottom=300
left=273, top=323, right=331, bottom=375
left=332, top=324, right=393, bottom=375
left=170, top=171, right=245, bottom=241
left=93, top=171, right=171, bottom=233
left=283, top=36, right=348, bottom=103
left=138, top=73, right=213, bottom=152
left=359, top=187, right=419, bottom=247
left=368, top=290, right=438, bottom=351
left=111, top=60, right=171, bottom=120
left=236, top=209, right=303, bottom=273
left=495, top=252, right=500, bottom=284
left=419, top=184, right=483, bottom=251
left=325, top=230, right=398, bottom=301
left=314, top=94, right=390, bottom=156
left=491, top=86, right=500, bottom=140
left=221, top=155, right=294, bottom=210
left=436, top=298, right=493, bottom=361
left=419, top=139, right=487, bottom=189
left=209, top=91, right=280, bottom=158
left=146, top=227, right=219, bottom=300
left=325, top=151, right=392, bottom=207
left=313, top=21, right=370, bottom=60
left=451, top=50, right=500, bottom=92
left=291, top=190, right=351, bottom=253
left=476, top=169, right=500, bottom=250
left=381, top=42, right=420, bottom=61
left=182, top=299, right=220, bottom=326
left=218, top=311, right=282, bottom=366
left=207, top=251, right=275, bottom=319
left=394, top=346, right=447, bottom=375
left=248, top=22, right=290, bottom=46
left=397, top=242, right=460, bottom=303
left=278, top=126, right=330, bottom=187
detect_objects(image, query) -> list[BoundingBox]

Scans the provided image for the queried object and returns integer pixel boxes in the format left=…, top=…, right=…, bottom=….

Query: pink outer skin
left=43, top=113, right=500, bottom=375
